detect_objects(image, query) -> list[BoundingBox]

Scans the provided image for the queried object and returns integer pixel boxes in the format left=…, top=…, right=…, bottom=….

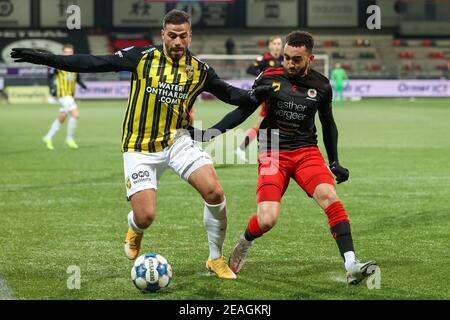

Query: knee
left=258, top=209, right=278, bottom=232
left=314, top=184, right=339, bottom=209
left=203, top=185, right=224, bottom=205
left=134, top=206, right=156, bottom=228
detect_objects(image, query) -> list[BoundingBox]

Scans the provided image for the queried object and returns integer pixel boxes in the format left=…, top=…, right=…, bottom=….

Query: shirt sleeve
left=203, top=65, right=257, bottom=107
left=318, top=83, right=333, bottom=115
left=318, top=82, right=339, bottom=164
left=43, top=46, right=144, bottom=73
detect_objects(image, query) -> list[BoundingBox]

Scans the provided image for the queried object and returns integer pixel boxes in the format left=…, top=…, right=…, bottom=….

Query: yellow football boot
left=124, top=228, right=143, bottom=260
left=206, top=256, right=236, bottom=279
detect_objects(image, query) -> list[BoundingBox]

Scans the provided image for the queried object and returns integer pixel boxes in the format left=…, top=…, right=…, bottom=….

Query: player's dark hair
left=62, top=43, right=74, bottom=50
left=285, top=31, right=314, bottom=53
left=163, top=9, right=191, bottom=28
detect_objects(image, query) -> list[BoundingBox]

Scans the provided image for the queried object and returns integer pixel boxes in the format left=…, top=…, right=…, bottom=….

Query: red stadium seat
left=399, top=51, right=414, bottom=59
left=429, top=51, right=444, bottom=59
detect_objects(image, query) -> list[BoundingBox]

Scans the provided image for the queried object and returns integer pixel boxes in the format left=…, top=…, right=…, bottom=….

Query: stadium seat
left=429, top=51, right=445, bottom=59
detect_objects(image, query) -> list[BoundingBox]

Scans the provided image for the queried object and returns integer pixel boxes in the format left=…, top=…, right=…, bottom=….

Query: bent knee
left=259, top=215, right=278, bottom=231
left=203, top=185, right=225, bottom=205
left=133, top=207, right=156, bottom=228
left=257, top=204, right=280, bottom=231
left=313, top=183, right=339, bottom=208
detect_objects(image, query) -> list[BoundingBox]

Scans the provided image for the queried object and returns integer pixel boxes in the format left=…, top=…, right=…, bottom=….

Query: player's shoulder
left=255, top=67, right=285, bottom=84
left=262, top=67, right=285, bottom=77
left=305, top=69, right=331, bottom=90
left=190, top=51, right=211, bottom=70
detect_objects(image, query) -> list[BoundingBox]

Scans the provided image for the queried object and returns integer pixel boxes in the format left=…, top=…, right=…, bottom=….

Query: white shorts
left=123, top=132, right=213, bottom=198
left=58, top=96, right=78, bottom=113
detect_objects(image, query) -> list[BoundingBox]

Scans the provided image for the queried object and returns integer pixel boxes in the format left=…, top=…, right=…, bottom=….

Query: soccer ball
left=131, top=253, right=173, bottom=293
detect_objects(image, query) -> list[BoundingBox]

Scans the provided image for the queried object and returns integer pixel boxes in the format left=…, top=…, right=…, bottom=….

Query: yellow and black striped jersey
left=43, top=45, right=257, bottom=153
left=48, top=69, right=81, bottom=98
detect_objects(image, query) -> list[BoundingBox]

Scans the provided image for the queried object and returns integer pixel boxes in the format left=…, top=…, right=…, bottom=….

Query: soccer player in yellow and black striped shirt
left=44, top=44, right=87, bottom=150
left=11, top=10, right=271, bottom=279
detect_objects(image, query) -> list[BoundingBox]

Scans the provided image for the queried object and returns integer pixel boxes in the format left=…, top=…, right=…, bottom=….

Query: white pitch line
left=0, top=274, right=15, bottom=300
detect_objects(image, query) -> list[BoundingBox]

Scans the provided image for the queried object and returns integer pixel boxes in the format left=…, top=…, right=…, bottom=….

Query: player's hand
left=10, top=48, right=51, bottom=64
left=330, top=161, right=349, bottom=184
left=249, top=84, right=273, bottom=104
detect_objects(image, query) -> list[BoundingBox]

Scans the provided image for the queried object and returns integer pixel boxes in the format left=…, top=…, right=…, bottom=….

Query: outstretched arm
left=203, top=67, right=271, bottom=107
left=190, top=102, right=260, bottom=142
left=11, top=47, right=142, bottom=73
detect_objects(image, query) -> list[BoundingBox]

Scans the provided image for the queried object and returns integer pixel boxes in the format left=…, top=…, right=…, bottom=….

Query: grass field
left=0, top=98, right=449, bottom=300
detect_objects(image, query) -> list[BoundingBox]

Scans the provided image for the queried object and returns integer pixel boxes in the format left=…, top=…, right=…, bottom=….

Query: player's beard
left=169, top=46, right=185, bottom=60
left=297, top=62, right=310, bottom=77
left=286, top=62, right=310, bottom=79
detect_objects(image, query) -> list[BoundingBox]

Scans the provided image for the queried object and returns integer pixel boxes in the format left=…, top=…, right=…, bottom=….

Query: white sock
left=204, top=198, right=227, bottom=260
left=67, top=117, right=77, bottom=139
left=344, top=251, right=356, bottom=271
left=127, top=211, right=145, bottom=234
left=45, top=119, right=61, bottom=140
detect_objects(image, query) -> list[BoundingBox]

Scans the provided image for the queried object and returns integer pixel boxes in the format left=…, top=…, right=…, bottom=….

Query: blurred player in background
left=193, top=31, right=377, bottom=285
left=43, top=44, right=87, bottom=150
left=330, top=62, right=348, bottom=103
left=11, top=10, right=270, bottom=279
left=236, top=36, right=283, bottom=162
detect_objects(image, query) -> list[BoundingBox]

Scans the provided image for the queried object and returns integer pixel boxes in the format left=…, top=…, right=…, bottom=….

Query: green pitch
left=0, top=98, right=449, bottom=300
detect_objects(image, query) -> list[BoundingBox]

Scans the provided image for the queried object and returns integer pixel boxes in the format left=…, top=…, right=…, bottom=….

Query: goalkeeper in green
left=330, top=63, right=348, bottom=103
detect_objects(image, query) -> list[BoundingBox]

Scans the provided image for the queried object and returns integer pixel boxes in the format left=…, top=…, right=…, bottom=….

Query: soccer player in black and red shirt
left=193, top=31, right=377, bottom=285
left=236, top=36, right=283, bottom=162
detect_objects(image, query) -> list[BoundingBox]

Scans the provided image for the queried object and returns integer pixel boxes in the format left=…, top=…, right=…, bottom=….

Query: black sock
left=330, top=221, right=354, bottom=259
left=244, top=228, right=258, bottom=241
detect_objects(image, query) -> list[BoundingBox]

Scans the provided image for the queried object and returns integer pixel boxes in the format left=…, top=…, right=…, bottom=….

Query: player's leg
left=312, top=183, right=377, bottom=284
left=123, top=151, right=165, bottom=260
left=229, top=151, right=289, bottom=273
left=124, top=189, right=157, bottom=260
left=188, top=165, right=236, bottom=279
left=66, top=98, right=79, bottom=149
left=294, top=147, right=377, bottom=284
left=168, top=133, right=235, bottom=279
left=43, top=111, right=67, bottom=150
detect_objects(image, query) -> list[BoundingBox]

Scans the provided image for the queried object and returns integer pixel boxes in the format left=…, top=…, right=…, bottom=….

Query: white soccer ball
left=131, top=253, right=173, bottom=293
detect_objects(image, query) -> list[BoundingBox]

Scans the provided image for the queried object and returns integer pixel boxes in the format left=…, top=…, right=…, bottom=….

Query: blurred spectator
left=225, top=37, right=235, bottom=55
left=225, top=37, right=236, bottom=68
